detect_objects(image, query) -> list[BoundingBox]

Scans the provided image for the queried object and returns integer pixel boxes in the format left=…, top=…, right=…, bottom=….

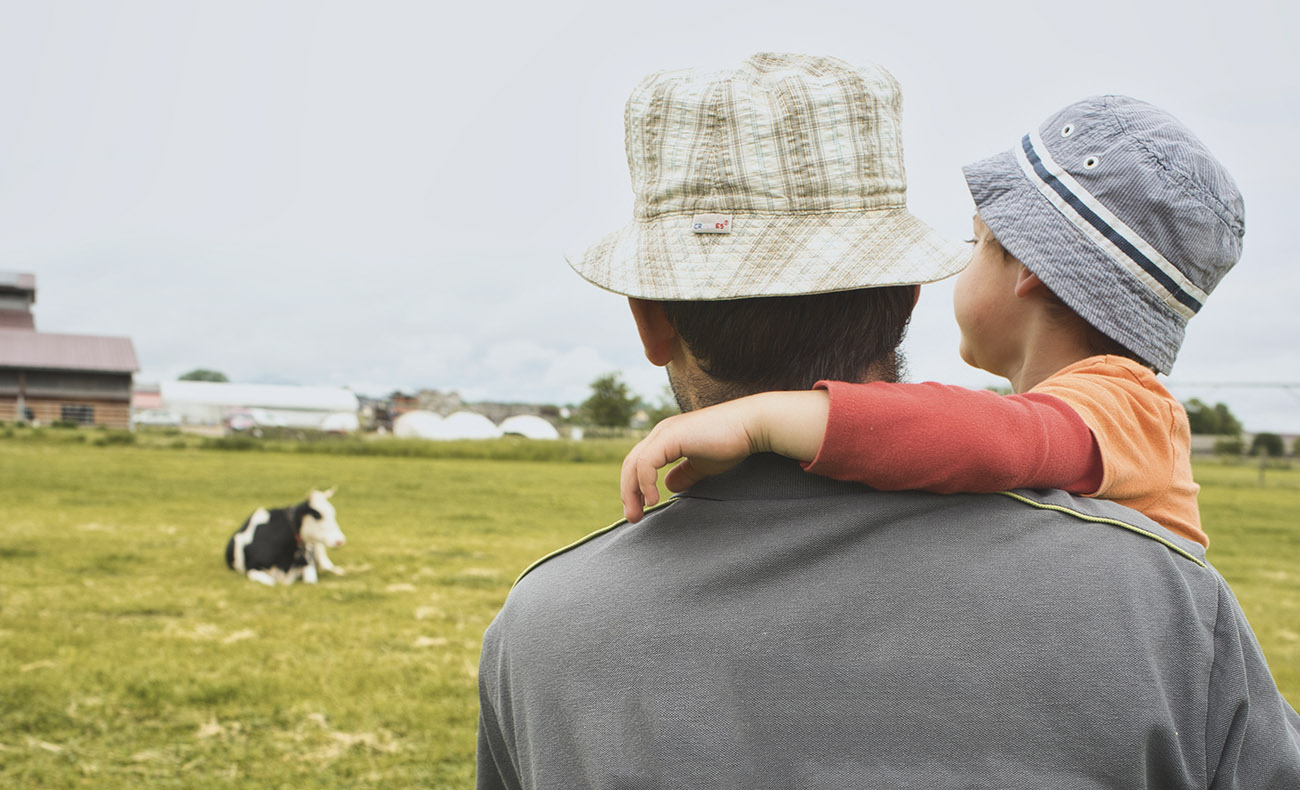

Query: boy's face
left=952, top=215, right=1026, bottom=377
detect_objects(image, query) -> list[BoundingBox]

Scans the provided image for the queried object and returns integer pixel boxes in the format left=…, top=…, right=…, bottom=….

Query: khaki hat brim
left=568, top=207, right=969, bottom=300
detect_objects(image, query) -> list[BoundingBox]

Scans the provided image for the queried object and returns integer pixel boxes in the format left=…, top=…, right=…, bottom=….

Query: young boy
left=621, top=95, right=1245, bottom=548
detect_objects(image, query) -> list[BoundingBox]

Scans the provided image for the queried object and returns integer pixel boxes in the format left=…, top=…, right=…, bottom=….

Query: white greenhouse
left=499, top=414, right=559, bottom=440
left=437, top=411, right=502, bottom=440
left=159, top=381, right=358, bottom=429
left=320, top=412, right=361, bottom=433
left=393, top=410, right=444, bottom=438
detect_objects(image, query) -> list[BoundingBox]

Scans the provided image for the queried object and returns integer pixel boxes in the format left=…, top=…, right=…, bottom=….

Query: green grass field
left=2, top=437, right=1297, bottom=787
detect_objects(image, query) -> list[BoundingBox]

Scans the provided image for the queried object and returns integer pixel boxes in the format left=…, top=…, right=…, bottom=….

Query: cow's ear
left=323, top=487, right=336, bottom=499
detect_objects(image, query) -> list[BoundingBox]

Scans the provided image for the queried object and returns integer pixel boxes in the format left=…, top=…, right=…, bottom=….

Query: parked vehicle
left=134, top=408, right=182, bottom=426
left=225, top=409, right=286, bottom=433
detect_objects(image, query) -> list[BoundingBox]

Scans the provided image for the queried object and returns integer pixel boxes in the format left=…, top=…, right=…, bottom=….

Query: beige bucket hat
left=569, top=53, right=968, bottom=300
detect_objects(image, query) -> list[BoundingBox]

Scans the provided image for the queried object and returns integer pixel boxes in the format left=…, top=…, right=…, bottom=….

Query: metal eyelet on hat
left=1084, top=156, right=1100, bottom=169
left=1061, top=124, right=1074, bottom=137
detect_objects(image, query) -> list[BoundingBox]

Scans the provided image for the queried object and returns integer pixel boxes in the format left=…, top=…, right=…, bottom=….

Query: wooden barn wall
left=0, top=396, right=131, bottom=429
left=0, top=370, right=131, bottom=400
left=0, top=369, right=134, bottom=429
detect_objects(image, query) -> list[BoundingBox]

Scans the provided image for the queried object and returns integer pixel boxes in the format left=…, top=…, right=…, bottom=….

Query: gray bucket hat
left=570, top=53, right=969, bottom=300
left=963, top=95, right=1245, bottom=374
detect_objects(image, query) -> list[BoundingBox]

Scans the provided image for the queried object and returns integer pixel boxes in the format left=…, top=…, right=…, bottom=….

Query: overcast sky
left=2, top=0, right=1297, bottom=431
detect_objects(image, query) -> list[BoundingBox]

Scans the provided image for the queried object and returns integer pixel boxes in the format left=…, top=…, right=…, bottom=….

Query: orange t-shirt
left=1031, top=355, right=1203, bottom=546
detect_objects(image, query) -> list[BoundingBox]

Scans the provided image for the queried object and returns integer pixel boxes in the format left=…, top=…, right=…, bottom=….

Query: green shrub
left=1213, top=437, right=1244, bottom=457
left=135, top=425, right=183, bottom=437
left=91, top=430, right=137, bottom=447
left=200, top=435, right=262, bottom=451
left=1250, top=433, right=1285, bottom=458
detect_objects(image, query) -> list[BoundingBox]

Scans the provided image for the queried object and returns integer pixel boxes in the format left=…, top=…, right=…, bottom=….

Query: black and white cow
left=225, top=488, right=347, bottom=586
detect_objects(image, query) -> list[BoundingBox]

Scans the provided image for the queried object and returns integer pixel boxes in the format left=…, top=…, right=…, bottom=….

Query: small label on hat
left=692, top=214, right=732, bottom=234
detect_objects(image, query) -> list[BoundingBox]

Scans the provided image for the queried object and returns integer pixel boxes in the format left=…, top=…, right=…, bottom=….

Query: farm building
left=500, top=414, right=560, bottom=440
left=158, top=381, right=359, bottom=429
left=393, top=410, right=443, bottom=438
left=393, top=410, right=504, bottom=440
left=391, top=409, right=560, bottom=440
left=0, top=272, right=140, bottom=428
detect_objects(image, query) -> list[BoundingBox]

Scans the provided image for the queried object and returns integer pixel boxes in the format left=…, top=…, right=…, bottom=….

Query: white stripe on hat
left=1014, top=127, right=1206, bottom=320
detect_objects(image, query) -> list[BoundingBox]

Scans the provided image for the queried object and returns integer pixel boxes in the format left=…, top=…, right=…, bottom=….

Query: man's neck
left=670, top=354, right=901, bottom=412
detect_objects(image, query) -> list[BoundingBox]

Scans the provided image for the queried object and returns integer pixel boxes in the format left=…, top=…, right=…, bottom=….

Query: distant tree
left=581, top=373, right=640, bottom=428
left=1293, top=435, right=1300, bottom=458
left=1184, top=398, right=1243, bottom=436
left=1212, top=403, right=1243, bottom=436
left=1250, top=432, right=1285, bottom=458
left=179, top=368, right=230, bottom=383
left=642, top=386, right=681, bottom=427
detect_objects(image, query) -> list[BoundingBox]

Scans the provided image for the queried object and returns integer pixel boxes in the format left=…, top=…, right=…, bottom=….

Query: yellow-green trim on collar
left=997, top=491, right=1206, bottom=568
left=513, top=498, right=680, bottom=588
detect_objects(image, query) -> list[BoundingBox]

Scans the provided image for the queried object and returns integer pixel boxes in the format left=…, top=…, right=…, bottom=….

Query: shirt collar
left=680, top=453, right=870, bottom=503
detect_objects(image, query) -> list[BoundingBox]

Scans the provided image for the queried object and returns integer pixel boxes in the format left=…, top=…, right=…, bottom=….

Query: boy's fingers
left=620, top=433, right=682, bottom=523
left=623, top=498, right=643, bottom=524
left=620, top=447, right=648, bottom=523
left=638, top=461, right=662, bottom=509
left=664, top=458, right=705, bottom=492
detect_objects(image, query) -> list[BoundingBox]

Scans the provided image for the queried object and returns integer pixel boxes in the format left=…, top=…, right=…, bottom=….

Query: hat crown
left=571, top=52, right=969, bottom=301
left=625, top=53, right=909, bottom=219
left=1034, top=95, right=1245, bottom=300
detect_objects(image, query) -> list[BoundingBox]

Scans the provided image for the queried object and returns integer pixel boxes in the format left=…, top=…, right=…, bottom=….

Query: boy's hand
left=620, top=402, right=759, bottom=523
left=619, top=391, right=830, bottom=523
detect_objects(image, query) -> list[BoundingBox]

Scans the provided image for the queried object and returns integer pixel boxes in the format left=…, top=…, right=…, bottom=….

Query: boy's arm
left=619, top=381, right=1103, bottom=523
left=808, top=380, right=1103, bottom=494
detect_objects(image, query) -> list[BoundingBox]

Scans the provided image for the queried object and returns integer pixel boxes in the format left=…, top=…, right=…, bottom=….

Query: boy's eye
left=964, top=238, right=977, bottom=244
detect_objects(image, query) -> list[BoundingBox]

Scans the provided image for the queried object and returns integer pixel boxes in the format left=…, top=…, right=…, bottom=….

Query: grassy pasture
left=1190, top=460, right=1300, bottom=696
left=1, top=441, right=620, bottom=788
left=1, top=439, right=1297, bottom=787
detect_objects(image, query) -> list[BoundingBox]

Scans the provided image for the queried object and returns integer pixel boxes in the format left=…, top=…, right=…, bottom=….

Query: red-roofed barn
left=0, top=273, right=139, bottom=428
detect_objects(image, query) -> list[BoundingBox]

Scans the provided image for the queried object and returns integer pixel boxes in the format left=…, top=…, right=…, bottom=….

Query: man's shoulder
left=511, top=484, right=1210, bottom=592
left=511, top=498, right=678, bottom=588
left=994, top=488, right=1207, bottom=568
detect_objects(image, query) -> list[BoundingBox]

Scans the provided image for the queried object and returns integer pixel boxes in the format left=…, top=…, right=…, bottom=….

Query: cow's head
left=300, top=487, right=346, bottom=548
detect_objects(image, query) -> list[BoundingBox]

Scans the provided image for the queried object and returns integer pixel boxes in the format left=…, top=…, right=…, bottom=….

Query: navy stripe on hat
left=1015, top=131, right=1205, bottom=319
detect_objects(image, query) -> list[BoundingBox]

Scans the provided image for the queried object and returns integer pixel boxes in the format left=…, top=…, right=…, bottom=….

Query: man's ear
left=1013, top=266, right=1047, bottom=299
left=628, top=298, right=679, bottom=367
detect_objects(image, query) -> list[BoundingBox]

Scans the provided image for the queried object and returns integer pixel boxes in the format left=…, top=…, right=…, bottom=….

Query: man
left=477, top=53, right=1300, bottom=788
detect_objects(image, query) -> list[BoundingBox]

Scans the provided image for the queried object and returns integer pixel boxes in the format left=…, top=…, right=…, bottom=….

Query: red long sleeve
left=803, top=380, right=1103, bottom=495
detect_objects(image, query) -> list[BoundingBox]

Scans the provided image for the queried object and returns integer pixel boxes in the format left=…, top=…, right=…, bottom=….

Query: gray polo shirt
left=478, top=455, right=1300, bottom=788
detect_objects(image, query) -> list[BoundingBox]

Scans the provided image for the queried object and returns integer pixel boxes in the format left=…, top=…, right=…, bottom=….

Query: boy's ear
left=628, top=298, right=679, bottom=367
left=1013, top=266, right=1048, bottom=299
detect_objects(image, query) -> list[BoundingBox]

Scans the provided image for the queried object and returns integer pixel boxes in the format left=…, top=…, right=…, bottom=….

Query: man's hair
left=661, top=286, right=916, bottom=407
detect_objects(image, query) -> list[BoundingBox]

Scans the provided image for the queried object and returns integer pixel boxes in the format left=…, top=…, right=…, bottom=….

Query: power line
left=1164, top=382, right=1300, bottom=405
left=1164, top=382, right=1300, bottom=389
